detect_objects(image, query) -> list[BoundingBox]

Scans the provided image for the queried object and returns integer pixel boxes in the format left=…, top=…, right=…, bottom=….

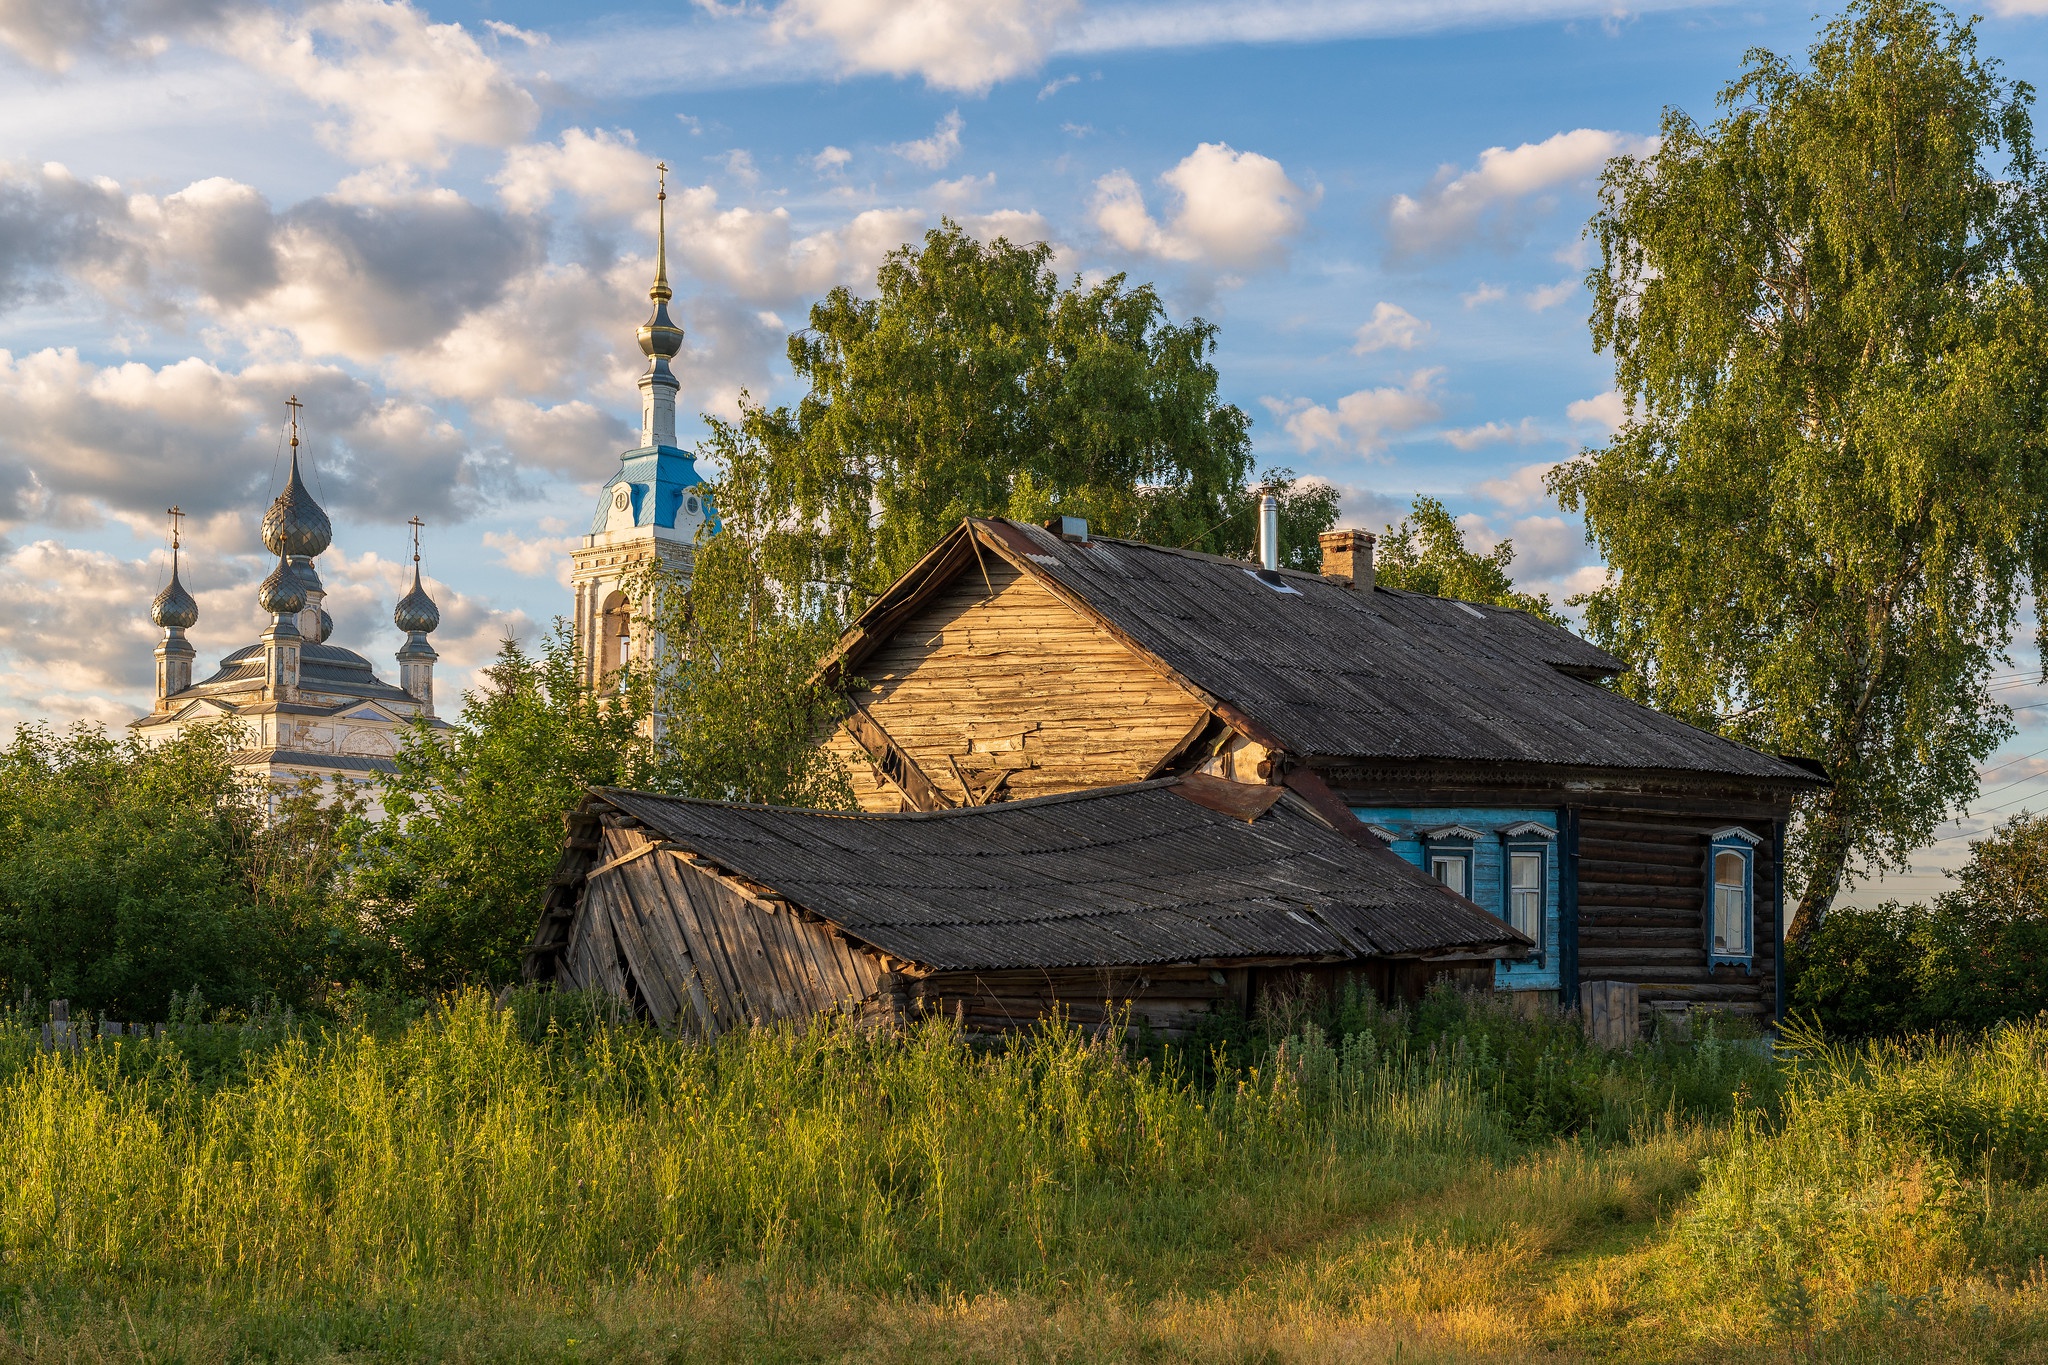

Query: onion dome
left=393, top=564, right=440, bottom=634
left=151, top=562, right=199, bottom=630
left=261, top=447, right=333, bottom=559
left=316, top=609, right=334, bottom=643
left=636, top=171, right=684, bottom=363
left=291, top=556, right=324, bottom=596
left=257, top=553, right=307, bottom=616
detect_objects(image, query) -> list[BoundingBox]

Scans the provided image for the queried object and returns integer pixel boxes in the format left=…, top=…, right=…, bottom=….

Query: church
left=132, top=181, right=709, bottom=791
left=128, top=404, right=450, bottom=800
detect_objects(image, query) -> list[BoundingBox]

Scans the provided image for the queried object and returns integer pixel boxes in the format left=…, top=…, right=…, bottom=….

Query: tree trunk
left=1787, top=785, right=1855, bottom=942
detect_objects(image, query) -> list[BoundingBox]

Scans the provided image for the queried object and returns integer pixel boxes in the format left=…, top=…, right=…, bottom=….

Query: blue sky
left=2, top=0, right=2045, bottom=902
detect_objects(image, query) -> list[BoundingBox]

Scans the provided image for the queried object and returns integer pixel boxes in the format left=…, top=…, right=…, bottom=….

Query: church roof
left=590, top=445, right=714, bottom=536
left=184, top=641, right=419, bottom=706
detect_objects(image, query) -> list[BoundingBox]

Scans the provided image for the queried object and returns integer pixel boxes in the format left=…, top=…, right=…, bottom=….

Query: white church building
left=133, top=175, right=708, bottom=790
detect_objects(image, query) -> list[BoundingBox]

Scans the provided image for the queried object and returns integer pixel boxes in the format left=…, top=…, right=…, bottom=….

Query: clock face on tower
left=613, top=488, right=630, bottom=510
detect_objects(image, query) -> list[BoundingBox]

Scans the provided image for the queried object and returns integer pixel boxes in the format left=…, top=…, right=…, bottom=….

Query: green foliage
left=1372, top=495, right=1565, bottom=624
left=352, top=629, right=659, bottom=988
left=1683, top=1019, right=2048, bottom=1326
left=0, top=722, right=363, bottom=1018
left=741, top=219, right=1322, bottom=603
left=1547, top=0, right=2048, bottom=936
left=634, top=416, right=857, bottom=809
left=1791, top=813, right=2048, bottom=1034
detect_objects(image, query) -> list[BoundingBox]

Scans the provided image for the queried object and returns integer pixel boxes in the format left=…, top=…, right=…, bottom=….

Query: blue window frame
left=1708, top=827, right=1762, bottom=966
left=1500, top=822, right=1555, bottom=962
left=1422, top=825, right=1481, bottom=898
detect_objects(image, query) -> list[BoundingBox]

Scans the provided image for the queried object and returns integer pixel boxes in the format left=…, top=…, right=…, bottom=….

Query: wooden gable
left=825, top=550, right=1213, bottom=812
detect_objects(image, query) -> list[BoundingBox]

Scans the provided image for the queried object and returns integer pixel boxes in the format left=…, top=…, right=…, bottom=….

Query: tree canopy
left=353, top=630, right=658, bottom=988
left=742, top=221, right=1332, bottom=602
left=1548, top=0, right=2048, bottom=936
left=1373, top=497, right=1564, bottom=625
left=0, top=722, right=361, bottom=1016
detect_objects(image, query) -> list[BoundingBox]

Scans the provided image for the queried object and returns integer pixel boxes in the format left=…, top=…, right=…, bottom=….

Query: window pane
left=1511, top=851, right=1541, bottom=889
left=1714, top=884, right=1747, bottom=954
left=1432, top=856, right=1465, bottom=896
left=1715, top=850, right=1745, bottom=887
left=1511, top=887, right=1541, bottom=938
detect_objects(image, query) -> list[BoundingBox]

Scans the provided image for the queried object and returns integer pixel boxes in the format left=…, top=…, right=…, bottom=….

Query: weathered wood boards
left=528, top=782, right=1531, bottom=1038
left=556, top=820, right=884, bottom=1036
left=826, top=555, right=1211, bottom=813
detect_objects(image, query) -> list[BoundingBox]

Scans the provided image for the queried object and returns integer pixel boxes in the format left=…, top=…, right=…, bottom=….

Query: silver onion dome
left=151, top=564, right=199, bottom=630
left=393, top=565, right=440, bottom=634
left=257, top=554, right=308, bottom=616
left=261, top=448, right=333, bottom=559
left=316, top=609, right=333, bottom=643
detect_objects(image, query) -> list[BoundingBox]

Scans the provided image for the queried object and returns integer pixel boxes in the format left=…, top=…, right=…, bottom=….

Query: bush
left=1790, top=813, right=2048, bottom=1036
left=0, top=722, right=366, bottom=1019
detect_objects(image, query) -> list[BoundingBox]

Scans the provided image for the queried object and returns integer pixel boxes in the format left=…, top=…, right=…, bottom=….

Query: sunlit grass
left=4, top=992, right=2048, bottom=1361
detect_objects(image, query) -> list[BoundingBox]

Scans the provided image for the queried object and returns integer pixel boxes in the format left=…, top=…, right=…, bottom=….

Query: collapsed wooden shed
left=523, top=774, right=1531, bottom=1037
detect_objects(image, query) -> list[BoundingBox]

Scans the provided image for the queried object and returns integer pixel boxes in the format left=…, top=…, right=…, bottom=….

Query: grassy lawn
left=3, top=991, right=2046, bottom=1362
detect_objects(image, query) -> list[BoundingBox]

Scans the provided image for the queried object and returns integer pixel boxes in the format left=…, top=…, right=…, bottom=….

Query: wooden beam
left=839, top=697, right=957, bottom=811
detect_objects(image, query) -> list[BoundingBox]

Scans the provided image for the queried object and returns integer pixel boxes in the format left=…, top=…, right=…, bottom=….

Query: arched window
left=598, top=589, right=632, bottom=680
left=1707, top=828, right=1761, bottom=963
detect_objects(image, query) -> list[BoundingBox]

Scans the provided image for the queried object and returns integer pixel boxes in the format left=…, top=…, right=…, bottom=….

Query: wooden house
left=810, top=517, right=1826, bottom=1027
left=521, top=775, right=1531, bottom=1036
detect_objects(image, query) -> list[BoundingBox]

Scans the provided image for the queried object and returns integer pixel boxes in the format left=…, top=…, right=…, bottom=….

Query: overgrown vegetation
left=1791, top=811, right=2048, bottom=1035
left=6, top=987, right=2048, bottom=1361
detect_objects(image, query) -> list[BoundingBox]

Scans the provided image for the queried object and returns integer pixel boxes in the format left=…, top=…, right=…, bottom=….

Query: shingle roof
left=580, top=776, right=1529, bottom=973
left=944, top=519, right=1814, bottom=784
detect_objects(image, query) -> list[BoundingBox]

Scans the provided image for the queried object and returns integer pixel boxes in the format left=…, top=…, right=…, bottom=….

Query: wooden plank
left=595, top=869, right=684, bottom=1025
left=659, top=860, right=751, bottom=1027
left=616, top=853, right=716, bottom=1037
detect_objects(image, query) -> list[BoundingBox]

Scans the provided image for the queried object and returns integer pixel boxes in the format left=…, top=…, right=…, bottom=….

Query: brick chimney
left=1319, top=529, right=1375, bottom=590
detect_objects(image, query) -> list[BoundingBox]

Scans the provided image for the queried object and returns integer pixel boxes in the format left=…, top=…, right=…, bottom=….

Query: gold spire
left=286, top=394, right=302, bottom=451
left=167, top=505, right=184, bottom=556
left=651, top=162, right=672, bottom=303
left=408, top=514, right=424, bottom=565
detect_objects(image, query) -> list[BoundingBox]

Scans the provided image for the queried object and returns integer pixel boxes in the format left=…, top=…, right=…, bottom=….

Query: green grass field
left=2, top=987, right=2046, bottom=1363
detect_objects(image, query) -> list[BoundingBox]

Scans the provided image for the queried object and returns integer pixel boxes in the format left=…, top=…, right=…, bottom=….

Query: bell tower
left=570, top=162, right=714, bottom=696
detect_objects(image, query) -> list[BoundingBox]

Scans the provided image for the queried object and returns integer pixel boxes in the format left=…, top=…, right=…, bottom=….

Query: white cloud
left=666, top=183, right=925, bottom=302
left=223, top=0, right=539, bottom=168
left=1351, top=301, right=1428, bottom=354
left=1524, top=276, right=1579, bottom=311
left=1478, top=460, right=1562, bottom=512
left=956, top=208, right=1051, bottom=246
left=494, top=128, right=655, bottom=217
left=1038, top=74, right=1078, bottom=99
left=812, top=145, right=853, bottom=172
left=774, top=0, right=1077, bottom=92
left=482, top=527, right=579, bottom=585
left=892, top=110, right=964, bottom=170
left=0, top=348, right=488, bottom=534
left=1262, top=369, right=1443, bottom=456
left=929, top=172, right=994, bottom=207
left=1387, top=128, right=1654, bottom=259
left=1442, top=417, right=1541, bottom=451
left=1462, top=282, right=1506, bottom=308
left=1093, top=142, right=1314, bottom=271
left=1566, top=389, right=1627, bottom=432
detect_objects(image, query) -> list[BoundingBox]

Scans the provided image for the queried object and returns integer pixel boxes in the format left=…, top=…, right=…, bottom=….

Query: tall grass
left=0, top=990, right=1530, bottom=1301
left=1680, top=1017, right=2048, bottom=1331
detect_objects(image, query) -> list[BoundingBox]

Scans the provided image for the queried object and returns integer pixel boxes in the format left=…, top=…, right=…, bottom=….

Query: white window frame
left=1502, top=835, right=1550, bottom=963
left=1423, top=826, right=1479, bottom=899
left=1707, top=827, right=1762, bottom=967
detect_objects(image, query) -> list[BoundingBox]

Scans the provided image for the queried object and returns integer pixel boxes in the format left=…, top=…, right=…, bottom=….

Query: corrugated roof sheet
left=587, top=778, right=1528, bottom=972
left=976, top=520, right=1814, bottom=783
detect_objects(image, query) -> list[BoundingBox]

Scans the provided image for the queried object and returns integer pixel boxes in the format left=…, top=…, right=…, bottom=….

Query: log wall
left=1575, top=807, right=1777, bottom=1022
left=828, top=557, right=1212, bottom=811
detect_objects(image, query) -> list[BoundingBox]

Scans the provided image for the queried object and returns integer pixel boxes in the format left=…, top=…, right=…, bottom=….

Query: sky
left=2, top=0, right=2046, bottom=904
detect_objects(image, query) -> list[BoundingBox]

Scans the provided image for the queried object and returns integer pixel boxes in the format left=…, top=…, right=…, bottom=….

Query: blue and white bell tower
left=570, top=164, right=715, bottom=692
